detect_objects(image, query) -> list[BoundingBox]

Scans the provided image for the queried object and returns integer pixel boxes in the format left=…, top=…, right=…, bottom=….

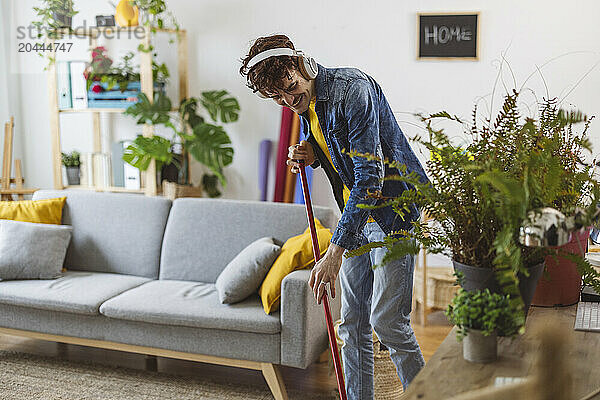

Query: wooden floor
left=0, top=308, right=451, bottom=397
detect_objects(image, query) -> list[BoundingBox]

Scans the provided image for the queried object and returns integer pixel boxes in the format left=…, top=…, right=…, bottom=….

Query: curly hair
left=239, top=34, right=301, bottom=96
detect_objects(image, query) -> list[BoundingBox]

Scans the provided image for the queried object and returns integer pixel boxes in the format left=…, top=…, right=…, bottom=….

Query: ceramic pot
left=463, top=329, right=497, bottom=363
left=531, top=229, right=591, bottom=306
left=453, top=260, right=544, bottom=316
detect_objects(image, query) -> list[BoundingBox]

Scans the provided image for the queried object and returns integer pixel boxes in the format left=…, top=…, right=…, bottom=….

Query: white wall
left=5, top=0, right=600, bottom=212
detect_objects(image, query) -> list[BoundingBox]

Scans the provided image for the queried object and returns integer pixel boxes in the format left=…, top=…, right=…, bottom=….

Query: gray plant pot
left=66, top=166, right=80, bottom=185
left=463, top=329, right=497, bottom=363
left=52, top=12, right=72, bottom=28
left=453, top=260, right=544, bottom=316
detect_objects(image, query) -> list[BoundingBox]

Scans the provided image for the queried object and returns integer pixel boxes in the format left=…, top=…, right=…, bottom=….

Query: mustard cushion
left=0, top=197, right=67, bottom=225
left=259, top=218, right=333, bottom=314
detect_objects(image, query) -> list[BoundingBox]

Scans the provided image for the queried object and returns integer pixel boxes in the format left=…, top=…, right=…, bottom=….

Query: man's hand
left=287, top=140, right=316, bottom=173
left=308, top=243, right=345, bottom=304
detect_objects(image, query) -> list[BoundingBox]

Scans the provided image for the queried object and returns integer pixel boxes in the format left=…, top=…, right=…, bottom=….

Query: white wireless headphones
left=245, top=48, right=318, bottom=98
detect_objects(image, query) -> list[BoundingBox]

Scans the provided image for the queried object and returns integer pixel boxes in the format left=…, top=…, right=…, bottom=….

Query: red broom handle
left=298, top=160, right=347, bottom=400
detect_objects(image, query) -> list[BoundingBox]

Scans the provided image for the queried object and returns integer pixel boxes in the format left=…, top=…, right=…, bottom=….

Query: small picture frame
left=95, top=15, right=116, bottom=27
left=417, top=12, right=479, bottom=60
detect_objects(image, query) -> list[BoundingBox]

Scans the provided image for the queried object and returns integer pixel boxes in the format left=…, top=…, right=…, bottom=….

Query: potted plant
left=132, top=0, right=179, bottom=31
left=123, top=90, right=240, bottom=198
left=84, top=47, right=169, bottom=93
left=347, top=91, right=600, bottom=335
left=446, top=288, right=512, bottom=363
left=32, top=0, right=78, bottom=32
left=61, top=150, right=80, bottom=185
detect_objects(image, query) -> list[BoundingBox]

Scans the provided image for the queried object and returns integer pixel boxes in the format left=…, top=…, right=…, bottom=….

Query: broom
left=297, top=160, right=347, bottom=400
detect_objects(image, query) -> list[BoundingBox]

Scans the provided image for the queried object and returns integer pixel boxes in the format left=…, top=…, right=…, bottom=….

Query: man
left=240, top=35, right=429, bottom=398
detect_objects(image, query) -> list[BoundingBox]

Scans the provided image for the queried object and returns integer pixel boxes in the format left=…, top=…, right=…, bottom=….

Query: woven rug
left=0, top=350, right=337, bottom=400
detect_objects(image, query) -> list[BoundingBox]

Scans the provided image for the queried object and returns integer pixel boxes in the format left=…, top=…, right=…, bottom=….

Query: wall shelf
left=47, top=25, right=189, bottom=197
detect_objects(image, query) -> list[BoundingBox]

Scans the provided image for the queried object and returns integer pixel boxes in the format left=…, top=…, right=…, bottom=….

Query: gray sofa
left=0, top=189, right=340, bottom=400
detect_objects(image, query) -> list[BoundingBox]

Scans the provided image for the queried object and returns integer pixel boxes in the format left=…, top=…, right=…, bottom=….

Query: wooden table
left=403, top=305, right=600, bottom=399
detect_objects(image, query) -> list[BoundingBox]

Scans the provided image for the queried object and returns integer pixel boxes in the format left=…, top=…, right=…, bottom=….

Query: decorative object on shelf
left=446, top=288, right=512, bottom=363
left=95, top=15, right=116, bottom=27
left=1, top=117, right=37, bottom=201
left=124, top=90, right=240, bottom=195
left=161, top=180, right=202, bottom=200
left=60, top=150, right=80, bottom=185
left=346, top=91, right=600, bottom=336
left=115, top=0, right=139, bottom=27
left=32, top=0, right=78, bottom=34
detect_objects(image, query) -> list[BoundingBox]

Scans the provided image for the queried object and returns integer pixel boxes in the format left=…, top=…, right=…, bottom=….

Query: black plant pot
left=53, top=12, right=73, bottom=28
left=452, top=260, right=544, bottom=317
left=66, top=166, right=80, bottom=185
left=160, top=153, right=183, bottom=184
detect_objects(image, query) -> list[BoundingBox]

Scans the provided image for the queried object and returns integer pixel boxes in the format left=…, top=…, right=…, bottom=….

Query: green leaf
left=185, top=123, right=234, bottom=186
left=122, top=135, right=173, bottom=171
left=200, top=90, right=240, bottom=123
left=124, top=92, right=171, bottom=125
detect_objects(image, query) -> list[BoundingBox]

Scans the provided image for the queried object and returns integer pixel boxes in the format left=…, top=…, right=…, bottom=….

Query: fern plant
left=123, top=90, right=239, bottom=188
left=346, top=91, right=600, bottom=335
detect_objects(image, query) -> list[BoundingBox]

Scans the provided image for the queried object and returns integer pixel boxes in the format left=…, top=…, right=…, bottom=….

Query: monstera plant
left=123, top=90, right=240, bottom=194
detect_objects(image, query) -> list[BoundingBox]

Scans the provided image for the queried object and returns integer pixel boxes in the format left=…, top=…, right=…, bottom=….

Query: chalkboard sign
left=417, top=13, right=479, bottom=59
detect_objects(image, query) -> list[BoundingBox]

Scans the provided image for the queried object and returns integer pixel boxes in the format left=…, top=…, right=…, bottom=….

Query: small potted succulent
left=446, top=288, right=512, bottom=363
left=61, top=150, right=80, bottom=185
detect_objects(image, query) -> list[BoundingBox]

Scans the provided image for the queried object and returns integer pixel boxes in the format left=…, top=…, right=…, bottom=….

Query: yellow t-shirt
left=308, top=99, right=375, bottom=223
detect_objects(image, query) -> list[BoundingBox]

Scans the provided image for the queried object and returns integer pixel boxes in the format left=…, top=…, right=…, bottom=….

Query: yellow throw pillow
left=0, top=197, right=67, bottom=225
left=259, top=218, right=333, bottom=314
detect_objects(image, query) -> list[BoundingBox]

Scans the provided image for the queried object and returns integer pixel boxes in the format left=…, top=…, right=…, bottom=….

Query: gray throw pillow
left=0, top=219, right=72, bottom=280
left=216, top=237, right=281, bottom=304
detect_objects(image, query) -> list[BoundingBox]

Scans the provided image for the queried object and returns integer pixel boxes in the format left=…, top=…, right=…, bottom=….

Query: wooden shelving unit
left=46, top=26, right=188, bottom=196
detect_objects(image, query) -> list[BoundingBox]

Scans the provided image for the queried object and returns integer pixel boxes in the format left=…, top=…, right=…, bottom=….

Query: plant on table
left=445, top=288, right=512, bottom=341
left=346, top=90, right=600, bottom=335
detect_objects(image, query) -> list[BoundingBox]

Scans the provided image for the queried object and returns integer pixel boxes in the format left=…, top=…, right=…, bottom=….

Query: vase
left=65, top=166, right=80, bottom=185
left=453, top=260, right=544, bottom=316
left=531, top=229, right=591, bottom=307
left=463, top=329, right=497, bottom=363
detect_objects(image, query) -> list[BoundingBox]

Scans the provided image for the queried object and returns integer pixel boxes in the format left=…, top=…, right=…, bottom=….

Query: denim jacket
left=300, top=64, right=429, bottom=251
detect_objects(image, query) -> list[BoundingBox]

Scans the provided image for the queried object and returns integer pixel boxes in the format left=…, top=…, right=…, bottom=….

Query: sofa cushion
left=32, top=190, right=172, bottom=278
left=159, top=198, right=336, bottom=283
left=215, top=237, right=281, bottom=304
left=0, top=196, right=66, bottom=224
left=0, top=219, right=72, bottom=280
left=99, top=280, right=281, bottom=334
left=0, top=271, right=151, bottom=315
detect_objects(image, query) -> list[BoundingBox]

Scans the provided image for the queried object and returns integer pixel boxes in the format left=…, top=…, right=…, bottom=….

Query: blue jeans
left=337, top=221, right=425, bottom=399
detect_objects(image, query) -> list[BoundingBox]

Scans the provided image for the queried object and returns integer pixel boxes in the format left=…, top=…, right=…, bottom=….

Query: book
left=111, top=141, right=126, bottom=187
left=79, top=152, right=94, bottom=187
left=92, top=152, right=111, bottom=188
left=57, top=61, right=72, bottom=109
left=69, top=61, right=88, bottom=109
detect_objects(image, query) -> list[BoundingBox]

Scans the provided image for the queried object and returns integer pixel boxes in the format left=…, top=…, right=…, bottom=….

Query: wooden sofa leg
left=261, top=363, right=288, bottom=400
